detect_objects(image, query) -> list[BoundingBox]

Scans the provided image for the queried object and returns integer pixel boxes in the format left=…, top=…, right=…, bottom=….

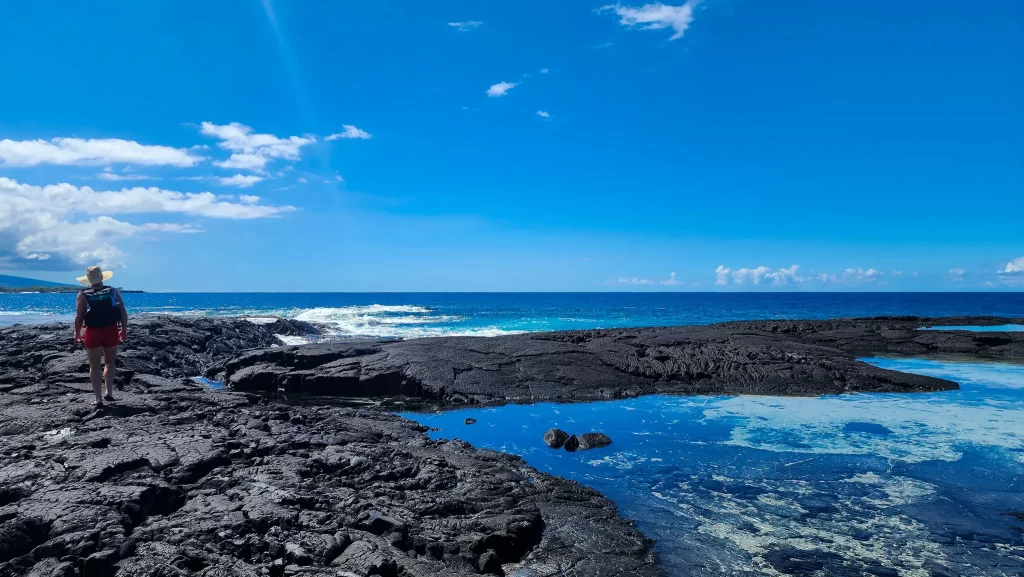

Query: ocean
left=2, top=291, right=1023, bottom=334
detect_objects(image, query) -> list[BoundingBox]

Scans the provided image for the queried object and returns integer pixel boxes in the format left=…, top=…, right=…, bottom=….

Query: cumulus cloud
left=844, top=268, right=881, bottom=282
left=218, top=174, right=264, bottom=188
left=714, top=265, right=731, bottom=285
left=0, top=177, right=293, bottom=267
left=609, top=277, right=655, bottom=286
left=536, top=110, right=551, bottom=118
left=325, top=125, right=373, bottom=141
left=487, top=82, right=518, bottom=97
left=1000, top=257, right=1024, bottom=275
left=601, top=1, right=699, bottom=41
left=0, top=137, right=203, bottom=168
left=997, top=257, right=1024, bottom=284
left=731, top=265, right=803, bottom=285
left=539, top=68, right=549, bottom=74
left=447, top=21, right=482, bottom=31
left=714, top=265, right=893, bottom=286
left=949, top=268, right=965, bottom=282
left=201, top=122, right=315, bottom=173
left=661, top=272, right=682, bottom=286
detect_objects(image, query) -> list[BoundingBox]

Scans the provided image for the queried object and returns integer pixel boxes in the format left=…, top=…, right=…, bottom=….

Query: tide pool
left=920, top=324, right=1024, bottom=332
left=404, top=358, right=1024, bottom=576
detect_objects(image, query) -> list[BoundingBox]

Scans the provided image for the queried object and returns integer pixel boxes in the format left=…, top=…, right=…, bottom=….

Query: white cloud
left=0, top=177, right=293, bottom=267
left=96, top=169, right=158, bottom=181
left=843, top=267, right=881, bottom=282
left=539, top=68, right=549, bottom=74
left=239, top=194, right=260, bottom=204
left=949, top=268, right=965, bottom=281
left=218, top=174, right=264, bottom=188
left=298, top=177, right=308, bottom=184
left=714, top=265, right=731, bottom=285
left=661, top=272, right=682, bottom=286
left=730, top=265, right=803, bottom=285
left=892, top=270, right=903, bottom=276
left=215, top=153, right=269, bottom=171
left=0, top=137, right=203, bottom=167
left=999, top=257, right=1024, bottom=275
left=201, top=122, right=315, bottom=173
left=608, top=277, right=654, bottom=286
left=602, top=1, right=699, bottom=41
left=487, top=82, right=518, bottom=97
left=325, top=125, right=373, bottom=141
left=536, top=110, right=551, bottom=118
left=715, top=265, right=893, bottom=287
left=447, top=21, right=483, bottom=31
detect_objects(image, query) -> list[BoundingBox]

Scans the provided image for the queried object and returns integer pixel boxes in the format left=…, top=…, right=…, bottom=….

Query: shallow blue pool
left=403, top=358, right=1024, bottom=576
left=920, top=324, right=1024, bottom=332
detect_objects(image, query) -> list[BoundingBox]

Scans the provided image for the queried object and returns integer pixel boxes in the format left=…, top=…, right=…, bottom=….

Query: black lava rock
left=0, top=316, right=663, bottom=577
left=464, top=418, right=477, bottom=425
left=200, top=316, right=1024, bottom=401
left=563, top=435, right=579, bottom=452
left=577, top=432, right=613, bottom=450
left=544, top=428, right=570, bottom=449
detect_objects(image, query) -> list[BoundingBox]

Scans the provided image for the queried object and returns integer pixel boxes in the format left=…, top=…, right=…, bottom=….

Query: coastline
left=1, top=315, right=1022, bottom=576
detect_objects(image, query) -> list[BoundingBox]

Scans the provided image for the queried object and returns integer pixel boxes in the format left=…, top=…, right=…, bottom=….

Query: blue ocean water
left=2, top=292, right=1022, bottom=335
left=405, top=358, right=1024, bottom=576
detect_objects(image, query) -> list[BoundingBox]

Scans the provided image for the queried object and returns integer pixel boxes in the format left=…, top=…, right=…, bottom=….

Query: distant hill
left=0, top=274, right=75, bottom=289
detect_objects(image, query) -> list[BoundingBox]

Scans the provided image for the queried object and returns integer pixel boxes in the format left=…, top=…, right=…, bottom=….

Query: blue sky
left=1, top=0, right=1021, bottom=292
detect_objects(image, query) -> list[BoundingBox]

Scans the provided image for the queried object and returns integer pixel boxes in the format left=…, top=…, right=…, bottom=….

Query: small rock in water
left=464, top=418, right=477, bottom=425
left=544, top=428, right=570, bottom=449
left=577, top=432, right=612, bottom=450
left=563, top=435, right=579, bottom=452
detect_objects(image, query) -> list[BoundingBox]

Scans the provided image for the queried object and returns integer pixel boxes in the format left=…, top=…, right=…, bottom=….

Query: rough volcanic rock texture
left=207, top=317, right=1024, bottom=404
left=0, top=318, right=660, bottom=577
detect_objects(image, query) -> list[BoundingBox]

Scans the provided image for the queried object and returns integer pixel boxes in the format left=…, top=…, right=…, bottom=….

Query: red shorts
left=84, top=325, right=120, bottom=349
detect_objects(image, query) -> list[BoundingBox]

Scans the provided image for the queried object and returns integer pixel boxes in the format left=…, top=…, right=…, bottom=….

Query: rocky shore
left=208, top=316, right=1023, bottom=404
left=1, top=315, right=1022, bottom=577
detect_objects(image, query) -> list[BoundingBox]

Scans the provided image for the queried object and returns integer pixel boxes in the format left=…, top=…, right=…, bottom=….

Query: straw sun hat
left=76, top=265, right=114, bottom=286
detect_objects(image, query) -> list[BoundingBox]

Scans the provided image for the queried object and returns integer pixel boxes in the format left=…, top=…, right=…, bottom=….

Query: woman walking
left=73, top=266, right=128, bottom=407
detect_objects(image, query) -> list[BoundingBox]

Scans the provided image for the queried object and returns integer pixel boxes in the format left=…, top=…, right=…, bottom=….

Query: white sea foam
left=289, top=305, right=520, bottom=339
left=275, top=334, right=312, bottom=346
left=244, top=316, right=279, bottom=325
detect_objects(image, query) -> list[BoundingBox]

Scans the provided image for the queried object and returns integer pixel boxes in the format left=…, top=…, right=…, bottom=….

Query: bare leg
left=87, top=346, right=104, bottom=405
left=103, top=346, right=117, bottom=400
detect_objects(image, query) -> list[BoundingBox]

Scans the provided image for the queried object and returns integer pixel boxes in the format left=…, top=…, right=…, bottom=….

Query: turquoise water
left=2, top=292, right=1022, bottom=336
left=921, top=324, right=1024, bottom=332
left=404, top=358, right=1024, bottom=576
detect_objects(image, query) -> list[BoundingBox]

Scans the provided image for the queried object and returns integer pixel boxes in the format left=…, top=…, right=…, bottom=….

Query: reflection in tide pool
left=404, top=359, right=1024, bottom=576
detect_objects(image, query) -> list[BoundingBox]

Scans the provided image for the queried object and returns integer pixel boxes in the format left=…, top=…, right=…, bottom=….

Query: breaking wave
left=290, top=305, right=521, bottom=339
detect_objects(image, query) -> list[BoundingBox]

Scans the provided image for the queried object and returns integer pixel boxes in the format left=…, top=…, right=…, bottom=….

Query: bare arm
left=74, top=293, right=86, bottom=341
left=118, top=290, right=128, bottom=341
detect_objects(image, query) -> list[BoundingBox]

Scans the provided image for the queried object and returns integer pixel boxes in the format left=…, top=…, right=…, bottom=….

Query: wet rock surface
left=0, top=317, right=659, bottom=577
left=208, top=316, right=1024, bottom=404
left=543, top=429, right=569, bottom=449
left=576, top=433, right=613, bottom=451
